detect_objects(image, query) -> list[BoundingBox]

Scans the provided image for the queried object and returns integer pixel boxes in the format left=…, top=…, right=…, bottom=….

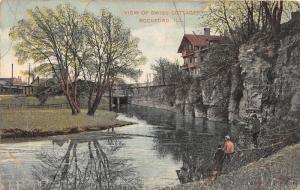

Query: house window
left=184, top=58, right=188, bottom=64
left=201, top=56, right=204, bottom=62
left=190, top=57, right=193, bottom=63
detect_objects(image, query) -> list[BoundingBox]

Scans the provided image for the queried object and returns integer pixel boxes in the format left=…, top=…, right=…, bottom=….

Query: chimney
left=204, top=28, right=210, bottom=36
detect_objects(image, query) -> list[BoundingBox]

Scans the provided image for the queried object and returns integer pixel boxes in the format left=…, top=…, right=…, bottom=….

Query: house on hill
left=177, top=28, right=224, bottom=75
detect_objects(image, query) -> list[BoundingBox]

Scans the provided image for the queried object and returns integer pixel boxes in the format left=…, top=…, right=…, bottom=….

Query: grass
left=0, top=109, right=129, bottom=138
left=0, top=95, right=109, bottom=109
left=0, top=95, right=42, bottom=105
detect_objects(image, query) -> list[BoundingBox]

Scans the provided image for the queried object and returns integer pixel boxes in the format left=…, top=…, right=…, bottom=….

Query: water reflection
left=32, top=137, right=142, bottom=190
left=116, top=105, right=256, bottom=185
left=116, top=105, right=229, bottom=183
left=0, top=105, right=259, bottom=189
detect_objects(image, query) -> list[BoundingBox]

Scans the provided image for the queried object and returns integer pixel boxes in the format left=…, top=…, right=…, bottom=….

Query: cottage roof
left=177, top=34, right=224, bottom=53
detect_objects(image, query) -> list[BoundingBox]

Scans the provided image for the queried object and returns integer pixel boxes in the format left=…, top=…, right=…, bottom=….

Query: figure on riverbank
left=224, top=136, right=235, bottom=160
left=211, top=144, right=225, bottom=180
left=249, top=114, right=261, bottom=148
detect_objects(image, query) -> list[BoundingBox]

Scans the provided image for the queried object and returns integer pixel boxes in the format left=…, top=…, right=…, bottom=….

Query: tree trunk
left=65, top=93, right=80, bottom=115
left=52, top=60, right=81, bottom=115
left=262, top=1, right=283, bottom=36
left=62, top=82, right=80, bottom=115
left=109, top=85, right=112, bottom=111
left=87, top=95, right=101, bottom=115
left=87, top=88, right=105, bottom=116
left=108, top=79, right=115, bottom=111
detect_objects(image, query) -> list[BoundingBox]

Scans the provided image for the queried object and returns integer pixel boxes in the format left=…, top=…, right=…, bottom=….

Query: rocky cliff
left=131, top=12, right=300, bottom=136
left=175, top=43, right=236, bottom=121
left=175, top=11, right=300, bottom=128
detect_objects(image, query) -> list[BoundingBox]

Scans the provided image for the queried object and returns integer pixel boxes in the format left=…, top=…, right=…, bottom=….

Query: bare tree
left=262, top=1, right=284, bottom=35
left=201, top=0, right=299, bottom=48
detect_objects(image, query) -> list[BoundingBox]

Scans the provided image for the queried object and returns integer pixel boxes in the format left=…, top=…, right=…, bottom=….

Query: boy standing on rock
left=224, top=135, right=235, bottom=160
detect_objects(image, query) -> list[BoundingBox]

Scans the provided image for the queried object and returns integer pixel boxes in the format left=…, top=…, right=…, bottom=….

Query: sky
left=0, top=0, right=206, bottom=82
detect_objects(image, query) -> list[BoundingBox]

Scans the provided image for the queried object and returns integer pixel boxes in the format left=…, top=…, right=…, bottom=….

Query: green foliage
left=10, top=4, right=145, bottom=115
left=81, top=10, right=145, bottom=82
left=200, top=1, right=300, bottom=46
left=151, top=58, right=182, bottom=85
left=34, top=79, right=62, bottom=105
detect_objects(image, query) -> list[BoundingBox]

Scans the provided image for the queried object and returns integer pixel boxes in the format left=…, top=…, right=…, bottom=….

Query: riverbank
left=0, top=108, right=132, bottom=139
left=164, top=142, right=300, bottom=190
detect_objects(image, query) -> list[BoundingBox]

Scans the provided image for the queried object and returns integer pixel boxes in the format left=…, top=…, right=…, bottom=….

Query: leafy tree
left=82, top=10, right=145, bottom=115
left=200, top=0, right=300, bottom=48
left=33, top=78, right=62, bottom=105
left=10, top=4, right=87, bottom=115
left=151, top=58, right=181, bottom=85
left=10, top=5, right=144, bottom=116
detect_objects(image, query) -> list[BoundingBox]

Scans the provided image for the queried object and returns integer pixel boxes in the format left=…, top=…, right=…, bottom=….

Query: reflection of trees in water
left=33, top=137, right=142, bottom=190
left=153, top=126, right=260, bottom=184
left=153, top=129, right=221, bottom=183
left=118, top=105, right=263, bottom=184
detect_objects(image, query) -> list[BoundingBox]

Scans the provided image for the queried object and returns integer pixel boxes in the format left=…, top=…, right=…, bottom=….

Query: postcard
left=0, top=0, right=299, bottom=189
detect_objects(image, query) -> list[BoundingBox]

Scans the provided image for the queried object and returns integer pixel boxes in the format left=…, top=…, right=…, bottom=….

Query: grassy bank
left=0, top=95, right=66, bottom=105
left=0, top=109, right=131, bottom=138
left=0, top=95, right=109, bottom=109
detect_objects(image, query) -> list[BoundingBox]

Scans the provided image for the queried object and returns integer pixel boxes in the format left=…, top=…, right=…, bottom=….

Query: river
left=0, top=105, right=253, bottom=190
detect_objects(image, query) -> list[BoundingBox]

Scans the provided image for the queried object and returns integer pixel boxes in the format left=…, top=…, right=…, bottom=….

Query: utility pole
left=11, top=63, right=14, bottom=85
left=183, top=13, right=186, bottom=35
left=172, top=0, right=185, bottom=35
left=146, top=73, right=149, bottom=86
left=28, top=62, right=31, bottom=85
left=0, top=49, right=1, bottom=77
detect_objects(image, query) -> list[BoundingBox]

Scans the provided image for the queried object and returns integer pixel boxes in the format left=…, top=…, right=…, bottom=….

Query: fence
left=0, top=103, right=70, bottom=109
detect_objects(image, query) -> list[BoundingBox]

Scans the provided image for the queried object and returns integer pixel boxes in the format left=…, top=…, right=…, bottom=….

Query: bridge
left=104, top=82, right=176, bottom=106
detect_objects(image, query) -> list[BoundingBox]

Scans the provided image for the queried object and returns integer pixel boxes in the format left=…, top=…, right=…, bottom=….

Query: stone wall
left=130, top=85, right=177, bottom=112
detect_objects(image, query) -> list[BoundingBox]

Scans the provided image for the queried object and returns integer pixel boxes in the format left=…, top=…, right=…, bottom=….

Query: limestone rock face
left=238, top=15, right=300, bottom=122
left=201, top=74, right=231, bottom=121
left=238, top=43, right=273, bottom=120
left=228, top=64, right=243, bottom=122
left=176, top=43, right=235, bottom=121
left=131, top=12, right=300, bottom=125
left=174, top=11, right=300, bottom=123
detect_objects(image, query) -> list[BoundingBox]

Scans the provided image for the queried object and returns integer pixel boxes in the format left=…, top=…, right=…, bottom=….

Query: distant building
left=0, top=77, right=32, bottom=95
left=177, top=28, right=224, bottom=75
left=0, top=77, right=23, bottom=86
